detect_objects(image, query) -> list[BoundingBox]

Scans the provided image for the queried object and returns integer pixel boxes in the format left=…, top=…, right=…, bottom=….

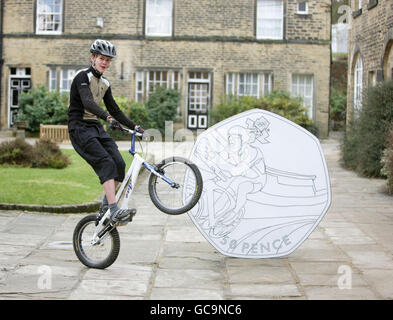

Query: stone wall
left=1, top=0, right=331, bottom=137
left=347, top=0, right=393, bottom=125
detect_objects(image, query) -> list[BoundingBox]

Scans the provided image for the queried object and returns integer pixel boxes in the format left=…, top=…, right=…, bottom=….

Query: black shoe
left=110, top=208, right=137, bottom=225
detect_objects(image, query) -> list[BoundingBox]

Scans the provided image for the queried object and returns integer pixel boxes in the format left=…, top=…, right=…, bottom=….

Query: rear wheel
left=148, top=157, right=203, bottom=215
left=73, top=214, right=120, bottom=269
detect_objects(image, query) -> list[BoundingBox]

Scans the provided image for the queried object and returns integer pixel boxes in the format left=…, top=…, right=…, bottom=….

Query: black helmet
left=90, top=39, right=117, bottom=58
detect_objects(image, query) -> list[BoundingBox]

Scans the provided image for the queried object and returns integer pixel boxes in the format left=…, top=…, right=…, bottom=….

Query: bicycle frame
left=91, top=128, right=176, bottom=243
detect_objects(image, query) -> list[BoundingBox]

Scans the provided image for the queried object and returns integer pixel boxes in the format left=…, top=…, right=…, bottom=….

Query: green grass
left=0, top=149, right=133, bottom=206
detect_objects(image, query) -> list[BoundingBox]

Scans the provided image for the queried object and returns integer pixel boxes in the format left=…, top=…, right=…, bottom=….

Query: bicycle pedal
left=118, top=211, right=136, bottom=226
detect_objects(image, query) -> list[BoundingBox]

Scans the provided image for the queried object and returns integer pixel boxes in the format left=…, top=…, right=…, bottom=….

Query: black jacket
left=68, top=66, right=135, bottom=130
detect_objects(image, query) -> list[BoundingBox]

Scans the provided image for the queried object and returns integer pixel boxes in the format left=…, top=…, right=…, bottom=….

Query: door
left=8, top=68, right=31, bottom=128
left=187, top=82, right=209, bottom=129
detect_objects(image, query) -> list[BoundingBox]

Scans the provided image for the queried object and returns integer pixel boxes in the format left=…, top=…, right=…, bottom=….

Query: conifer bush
left=341, top=80, right=393, bottom=178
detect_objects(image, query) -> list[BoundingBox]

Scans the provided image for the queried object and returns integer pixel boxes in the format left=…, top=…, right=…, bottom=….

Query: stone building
left=0, top=0, right=331, bottom=137
left=347, top=0, right=393, bottom=124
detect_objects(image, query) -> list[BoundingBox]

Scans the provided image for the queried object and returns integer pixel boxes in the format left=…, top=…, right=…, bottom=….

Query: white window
left=353, top=55, right=363, bottom=113
left=49, top=69, right=57, bottom=92
left=172, top=71, right=180, bottom=90
left=262, top=73, right=274, bottom=96
left=291, top=74, right=314, bottom=118
left=226, top=73, right=235, bottom=95
left=225, top=72, right=273, bottom=98
left=148, top=71, right=168, bottom=94
left=238, top=73, right=259, bottom=97
left=297, top=2, right=309, bottom=14
left=36, top=0, right=63, bottom=35
left=60, top=69, right=75, bottom=93
left=135, top=70, right=180, bottom=101
left=257, top=0, right=284, bottom=40
left=146, top=0, right=173, bottom=36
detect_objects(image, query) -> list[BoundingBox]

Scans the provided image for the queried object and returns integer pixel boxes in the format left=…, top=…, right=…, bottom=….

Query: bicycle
left=72, top=125, right=203, bottom=269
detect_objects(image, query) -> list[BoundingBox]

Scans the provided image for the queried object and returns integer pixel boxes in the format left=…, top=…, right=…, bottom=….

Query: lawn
left=0, top=149, right=133, bottom=205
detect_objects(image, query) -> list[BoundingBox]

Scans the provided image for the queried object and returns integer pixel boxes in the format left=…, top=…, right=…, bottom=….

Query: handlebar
left=109, top=123, right=144, bottom=137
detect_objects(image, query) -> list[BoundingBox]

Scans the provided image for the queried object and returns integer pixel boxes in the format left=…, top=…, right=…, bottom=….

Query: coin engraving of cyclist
left=187, top=109, right=331, bottom=258
left=68, top=39, right=144, bottom=226
left=195, top=116, right=271, bottom=237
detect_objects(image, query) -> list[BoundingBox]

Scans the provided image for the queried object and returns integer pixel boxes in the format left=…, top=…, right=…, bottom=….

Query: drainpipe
left=0, top=0, right=4, bottom=130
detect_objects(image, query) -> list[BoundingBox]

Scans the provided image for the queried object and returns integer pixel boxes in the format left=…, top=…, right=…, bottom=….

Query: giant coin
left=184, top=109, right=331, bottom=258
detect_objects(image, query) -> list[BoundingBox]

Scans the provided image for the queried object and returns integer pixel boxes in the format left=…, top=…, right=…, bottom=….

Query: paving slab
left=0, top=134, right=392, bottom=300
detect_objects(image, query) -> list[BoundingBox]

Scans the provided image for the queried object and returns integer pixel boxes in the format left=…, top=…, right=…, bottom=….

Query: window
left=257, top=0, right=284, bottom=40
left=353, top=55, right=363, bottom=113
left=225, top=72, right=273, bottom=98
left=291, top=74, right=314, bottom=118
left=49, top=69, right=57, bottom=92
left=367, top=0, right=378, bottom=10
left=36, top=0, right=63, bottom=34
left=49, top=67, right=75, bottom=92
left=135, top=70, right=180, bottom=101
left=226, top=73, right=235, bottom=95
left=238, top=73, right=259, bottom=97
left=368, top=71, right=376, bottom=87
left=10, top=68, right=31, bottom=76
left=355, top=0, right=362, bottom=10
left=145, top=0, right=173, bottom=36
left=262, top=73, right=274, bottom=96
left=60, top=69, right=75, bottom=93
left=297, top=2, right=308, bottom=14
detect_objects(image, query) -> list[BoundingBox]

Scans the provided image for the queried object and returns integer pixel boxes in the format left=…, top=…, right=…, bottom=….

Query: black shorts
left=68, top=121, right=126, bottom=184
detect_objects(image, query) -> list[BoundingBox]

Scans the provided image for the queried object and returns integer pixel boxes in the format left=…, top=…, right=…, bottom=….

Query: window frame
left=297, top=2, right=309, bottom=15
left=237, top=73, right=260, bottom=98
left=291, top=74, right=314, bottom=119
left=135, top=69, right=181, bottom=102
left=225, top=72, right=273, bottom=98
left=36, top=0, right=63, bottom=35
left=353, top=55, right=363, bottom=113
left=145, top=0, right=173, bottom=37
left=256, top=0, right=284, bottom=40
left=59, top=69, right=76, bottom=93
left=49, top=68, right=58, bottom=92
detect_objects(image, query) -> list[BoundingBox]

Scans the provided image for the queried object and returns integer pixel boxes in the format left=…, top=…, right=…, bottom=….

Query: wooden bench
left=40, top=124, right=70, bottom=143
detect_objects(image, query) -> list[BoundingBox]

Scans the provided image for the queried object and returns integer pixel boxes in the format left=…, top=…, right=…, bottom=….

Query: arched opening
left=353, top=52, right=363, bottom=113
left=383, top=40, right=393, bottom=80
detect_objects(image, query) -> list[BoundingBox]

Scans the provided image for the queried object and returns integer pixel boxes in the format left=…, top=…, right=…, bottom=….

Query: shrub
left=32, top=139, right=70, bottom=169
left=17, top=86, right=69, bottom=132
left=145, top=86, right=180, bottom=135
left=341, top=80, right=393, bottom=177
left=381, top=126, right=393, bottom=194
left=210, top=90, right=318, bottom=135
left=0, top=139, right=34, bottom=166
left=101, top=97, right=152, bottom=140
left=0, top=138, right=70, bottom=169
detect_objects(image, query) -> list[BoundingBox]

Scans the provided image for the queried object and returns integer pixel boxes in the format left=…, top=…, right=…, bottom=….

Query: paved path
left=0, top=135, right=392, bottom=300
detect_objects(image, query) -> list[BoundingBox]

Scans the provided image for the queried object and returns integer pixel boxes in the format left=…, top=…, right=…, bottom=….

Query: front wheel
left=73, top=214, right=120, bottom=269
left=148, top=157, right=203, bottom=215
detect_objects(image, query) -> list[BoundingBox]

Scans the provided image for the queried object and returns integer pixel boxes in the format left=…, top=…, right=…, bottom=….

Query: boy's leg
left=103, top=179, right=116, bottom=204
